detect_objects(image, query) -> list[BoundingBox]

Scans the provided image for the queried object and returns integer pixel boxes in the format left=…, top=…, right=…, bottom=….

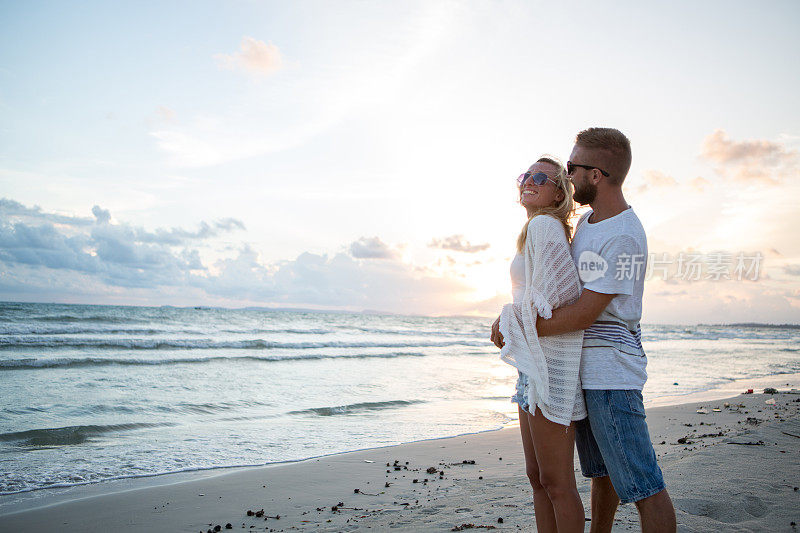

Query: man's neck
left=588, top=191, right=629, bottom=223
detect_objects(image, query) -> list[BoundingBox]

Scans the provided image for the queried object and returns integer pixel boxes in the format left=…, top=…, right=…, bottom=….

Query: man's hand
left=490, top=315, right=504, bottom=349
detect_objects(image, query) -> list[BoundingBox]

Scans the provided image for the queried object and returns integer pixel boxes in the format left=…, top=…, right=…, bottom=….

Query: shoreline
left=642, top=371, right=800, bottom=407
left=0, top=425, right=510, bottom=514
left=3, top=372, right=798, bottom=520
left=2, top=377, right=799, bottom=531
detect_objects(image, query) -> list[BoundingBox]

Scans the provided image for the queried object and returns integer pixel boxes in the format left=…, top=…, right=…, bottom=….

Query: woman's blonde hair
left=516, top=156, right=575, bottom=252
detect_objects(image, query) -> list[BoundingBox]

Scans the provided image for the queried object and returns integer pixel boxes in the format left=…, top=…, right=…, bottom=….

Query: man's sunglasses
left=517, top=171, right=559, bottom=188
left=567, top=162, right=610, bottom=177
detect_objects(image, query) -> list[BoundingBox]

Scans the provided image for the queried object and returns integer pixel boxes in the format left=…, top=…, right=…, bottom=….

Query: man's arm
left=536, top=289, right=616, bottom=337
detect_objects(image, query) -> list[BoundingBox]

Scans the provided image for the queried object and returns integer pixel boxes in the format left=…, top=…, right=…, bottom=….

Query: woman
left=490, top=156, right=585, bottom=532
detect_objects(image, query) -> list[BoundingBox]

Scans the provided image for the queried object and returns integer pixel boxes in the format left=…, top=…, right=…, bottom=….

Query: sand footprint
left=675, top=494, right=768, bottom=523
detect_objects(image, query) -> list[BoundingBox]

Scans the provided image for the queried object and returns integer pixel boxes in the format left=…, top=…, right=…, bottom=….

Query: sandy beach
left=2, top=384, right=799, bottom=533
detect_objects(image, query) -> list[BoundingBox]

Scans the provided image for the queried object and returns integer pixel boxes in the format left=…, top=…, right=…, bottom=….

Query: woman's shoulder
left=526, top=214, right=569, bottom=246
left=526, top=213, right=563, bottom=233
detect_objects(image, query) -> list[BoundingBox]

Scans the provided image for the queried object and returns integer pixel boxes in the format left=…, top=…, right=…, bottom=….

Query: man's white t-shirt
left=571, top=207, right=648, bottom=390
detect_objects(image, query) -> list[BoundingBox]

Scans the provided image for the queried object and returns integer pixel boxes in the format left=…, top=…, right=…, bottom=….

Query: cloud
left=701, top=129, right=800, bottom=184
left=214, top=37, right=283, bottom=75
left=131, top=218, right=246, bottom=246
left=632, top=170, right=678, bottom=194
left=654, top=289, right=688, bottom=296
left=783, top=264, right=800, bottom=277
left=214, top=218, right=246, bottom=232
left=0, top=198, right=95, bottom=227
left=155, top=106, right=176, bottom=122
left=0, top=222, right=97, bottom=273
left=0, top=198, right=245, bottom=288
left=629, top=172, right=710, bottom=195
left=151, top=5, right=453, bottom=168
left=197, top=246, right=470, bottom=313
left=149, top=121, right=305, bottom=168
left=643, top=279, right=800, bottom=324
left=0, top=199, right=474, bottom=314
left=92, top=205, right=111, bottom=224
left=429, top=235, right=490, bottom=253
left=349, top=236, right=396, bottom=259
left=463, top=293, right=508, bottom=317
left=0, top=221, right=202, bottom=289
left=689, top=176, right=710, bottom=192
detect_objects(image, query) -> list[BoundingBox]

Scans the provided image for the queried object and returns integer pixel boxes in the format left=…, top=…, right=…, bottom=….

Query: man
left=537, top=128, right=676, bottom=532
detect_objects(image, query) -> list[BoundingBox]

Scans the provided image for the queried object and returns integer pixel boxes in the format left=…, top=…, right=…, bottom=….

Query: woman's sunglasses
left=517, top=171, right=558, bottom=188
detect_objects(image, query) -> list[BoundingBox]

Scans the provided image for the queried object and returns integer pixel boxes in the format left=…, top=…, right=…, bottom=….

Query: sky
left=1, top=0, right=799, bottom=323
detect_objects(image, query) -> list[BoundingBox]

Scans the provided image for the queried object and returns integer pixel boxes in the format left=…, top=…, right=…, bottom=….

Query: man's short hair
left=575, top=128, right=632, bottom=185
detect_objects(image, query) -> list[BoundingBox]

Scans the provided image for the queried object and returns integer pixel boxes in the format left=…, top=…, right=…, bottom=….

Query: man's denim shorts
left=575, top=389, right=665, bottom=504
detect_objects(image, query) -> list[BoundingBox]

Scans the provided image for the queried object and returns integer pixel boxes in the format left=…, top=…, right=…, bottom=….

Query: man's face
left=568, top=145, right=598, bottom=205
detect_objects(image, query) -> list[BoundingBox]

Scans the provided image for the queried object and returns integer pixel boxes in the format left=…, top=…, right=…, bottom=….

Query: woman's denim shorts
left=511, top=370, right=531, bottom=413
left=575, top=389, right=666, bottom=504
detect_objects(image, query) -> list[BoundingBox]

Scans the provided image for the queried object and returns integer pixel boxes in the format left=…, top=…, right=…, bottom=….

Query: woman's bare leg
left=518, top=406, right=557, bottom=532
left=529, top=406, right=585, bottom=532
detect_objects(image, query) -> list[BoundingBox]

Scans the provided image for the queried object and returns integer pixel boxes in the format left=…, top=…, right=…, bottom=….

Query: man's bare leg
left=635, top=489, right=676, bottom=533
left=589, top=475, right=619, bottom=533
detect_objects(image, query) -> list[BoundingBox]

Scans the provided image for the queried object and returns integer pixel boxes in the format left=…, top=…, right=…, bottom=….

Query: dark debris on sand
left=451, top=523, right=497, bottom=531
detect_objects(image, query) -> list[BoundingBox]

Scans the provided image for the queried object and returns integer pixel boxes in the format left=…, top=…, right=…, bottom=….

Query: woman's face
left=520, top=162, right=564, bottom=212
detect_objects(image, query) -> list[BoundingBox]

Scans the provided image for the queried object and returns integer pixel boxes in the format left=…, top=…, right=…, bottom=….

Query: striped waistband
left=584, top=320, right=644, bottom=356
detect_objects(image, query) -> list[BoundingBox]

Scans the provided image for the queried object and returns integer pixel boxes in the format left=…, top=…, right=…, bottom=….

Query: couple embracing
left=491, top=128, right=676, bottom=532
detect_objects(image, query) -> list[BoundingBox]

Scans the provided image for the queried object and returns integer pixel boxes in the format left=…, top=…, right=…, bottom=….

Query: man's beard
left=573, top=180, right=597, bottom=205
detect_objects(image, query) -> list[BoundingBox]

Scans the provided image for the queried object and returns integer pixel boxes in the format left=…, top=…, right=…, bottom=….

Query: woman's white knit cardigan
left=499, top=214, right=586, bottom=426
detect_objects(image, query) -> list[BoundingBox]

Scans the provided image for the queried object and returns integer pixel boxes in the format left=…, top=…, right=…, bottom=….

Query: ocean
left=1, top=301, right=798, bottom=498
